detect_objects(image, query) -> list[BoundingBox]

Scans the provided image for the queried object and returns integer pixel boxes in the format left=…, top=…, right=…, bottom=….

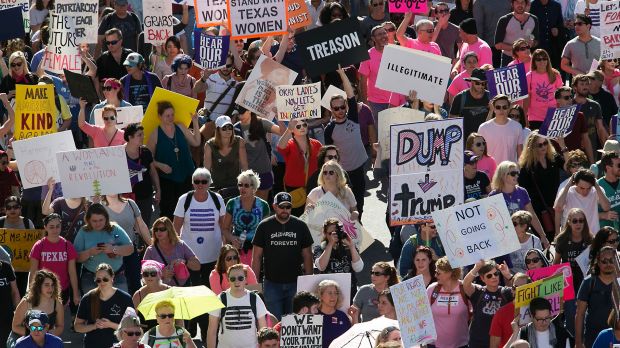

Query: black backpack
left=217, top=291, right=258, bottom=333
left=0, top=217, right=32, bottom=228
left=183, top=190, right=221, bottom=213
left=147, top=325, right=186, bottom=348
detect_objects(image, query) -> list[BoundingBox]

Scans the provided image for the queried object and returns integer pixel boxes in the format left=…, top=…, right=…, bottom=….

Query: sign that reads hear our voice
left=295, top=17, right=369, bottom=77
left=486, top=63, right=528, bottom=101
left=538, top=104, right=580, bottom=138
left=193, top=33, right=230, bottom=69
left=227, top=0, right=286, bottom=39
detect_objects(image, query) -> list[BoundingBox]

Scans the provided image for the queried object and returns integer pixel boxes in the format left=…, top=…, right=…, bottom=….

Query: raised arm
left=396, top=12, right=413, bottom=46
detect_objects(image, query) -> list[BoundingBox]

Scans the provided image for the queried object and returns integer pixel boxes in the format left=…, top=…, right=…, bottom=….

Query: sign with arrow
left=600, top=0, right=620, bottom=59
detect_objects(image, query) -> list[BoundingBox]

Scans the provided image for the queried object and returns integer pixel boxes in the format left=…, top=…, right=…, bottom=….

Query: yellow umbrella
left=137, top=286, right=224, bottom=320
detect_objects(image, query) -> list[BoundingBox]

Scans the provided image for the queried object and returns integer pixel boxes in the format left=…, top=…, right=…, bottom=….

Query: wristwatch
left=112, top=246, right=118, bottom=255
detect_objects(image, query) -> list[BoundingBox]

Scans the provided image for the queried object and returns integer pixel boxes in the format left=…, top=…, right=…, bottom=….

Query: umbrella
left=329, top=316, right=400, bottom=348
left=137, top=286, right=224, bottom=320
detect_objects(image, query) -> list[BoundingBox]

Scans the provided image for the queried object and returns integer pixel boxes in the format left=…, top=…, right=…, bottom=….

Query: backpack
left=0, top=216, right=32, bottom=229
left=429, top=282, right=473, bottom=319
left=147, top=326, right=186, bottom=348
left=218, top=291, right=258, bottom=334
left=233, top=121, right=272, bottom=160
left=183, top=190, right=222, bottom=213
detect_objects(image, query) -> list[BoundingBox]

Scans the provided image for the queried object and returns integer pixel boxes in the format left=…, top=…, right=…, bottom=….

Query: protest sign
left=143, top=0, right=174, bottom=45
left=389, top=119, right=463, bottom=225
left=12, top=131, right=76, bottom=189
left=64, top=69, right=99, bottom=104
left=236, top=55, right=298, bottom=118
left=514, top=273, right=565, bottom=324
left=611, top=112, right=620, bottom=141
left=276, top=83, right=321, bottom=120
left=295, top=17, right=369, bottom=77
left=378, top=107, right=425, bottom=161
left=54, top=0, right=98, bottom=44
left=376, top=44, right=451, bottom=105
left=600, top=1, right=620, bottom=59
left=172, top=0, right=193, bottom=5
left=193, top=33, right=230, bottom=69
left=194, top=0, right=226, bottom=27
left=227, top=0, right=286, bottom=39
left=575, top=246, right=591, bottom=277
left=94, top=106, right=144, bottom=127
left=13, top=85, right=57, bottom=140
left=286, top=0, right=311, bottom=29
left=0, top=0, right=29, bottom=31
left=142, top=87, right=199, bottom=143
left=300, top=191, right=373, bottom=252
left=432, top=194, right=521, bottom=267
left=388, top=0, right=428, bottom=14
left=0, top=7, right=25, bottom=40
left=527, top=263, right=575, bottom=300
left=56, top=146, right=132, bottom=198
left=486, top=64, right=528, bottom=101
left=321, top=85, right=346, bottom=110
left=390, top=275, right=436, bottom=345
left=297, top=273, right=351, bottom=312
left=280, top=315, right=323, bottom=348
left=538, top=104, right=580, bottom=138
left=40, top=12, right=82, bottom=74
left=0, top=229, right=45, bottom=272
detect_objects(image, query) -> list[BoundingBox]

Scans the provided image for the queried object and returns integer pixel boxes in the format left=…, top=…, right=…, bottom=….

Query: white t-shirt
left=209, top=290, right=268, bottom=348
left=478, top=118, right=522, bottom=164
left=534, top=329, right=553, bottom=348
left=140, top=326, right=184, bottom=347
left=561, top=186, right=600, bottom=234
left=174, top=192, right=226, bottom=263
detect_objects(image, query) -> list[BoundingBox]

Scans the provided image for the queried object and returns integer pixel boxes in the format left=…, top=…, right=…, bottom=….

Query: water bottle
left=239, top=230, right=247, bottom=248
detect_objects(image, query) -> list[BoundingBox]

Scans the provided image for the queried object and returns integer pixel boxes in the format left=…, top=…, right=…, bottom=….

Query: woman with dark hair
left=42, top=178, right=90, bottom=244
left=524, top=248, right=550, bottom=270
left=152, top=36, right=183, bottom=80
left=73, top=203, right=134, bottom=293
left=525, top=49, right=563, bottom=129
left=319, top=2, right=349, bottom=26
left=161, top=54, right=196, bottom=98
left=508, top=105, right=531, bottom=157
left=589, top=226, right=619, bottom=271
left=466, top=132, right=497, bottom=181
left=350, top=262, right=399, bottom=323
left=78, top=101, right=126, bottom=147
left=29, top=0, right=54, bottom=33
left=74, top=263, right=133, bottom=348
left=508, top=39, right=533, bottom=72
left=376, top=289, right=396, bottom=320
left=208, top=244, right=257, bottom=294
left=403, top=246, right=436, bottom=285
left=449, top=0, right=473, bottom=25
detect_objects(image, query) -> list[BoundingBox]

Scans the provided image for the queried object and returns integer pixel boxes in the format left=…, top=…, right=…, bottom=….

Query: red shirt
left=489, top=302, right=514, bottom=348
left=0, top=167, right=19, bottom=204
left=557, top=111, right=587, bottom=151
left=278, top=137, right=322, bottom=188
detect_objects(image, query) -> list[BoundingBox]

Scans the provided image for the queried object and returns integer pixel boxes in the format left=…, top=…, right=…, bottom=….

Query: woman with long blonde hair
left=305, top=160, right=359, bottom=221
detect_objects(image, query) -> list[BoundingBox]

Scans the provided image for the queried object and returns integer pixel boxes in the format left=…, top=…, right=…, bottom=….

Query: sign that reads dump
left=280, top=314, right=322, bottom=348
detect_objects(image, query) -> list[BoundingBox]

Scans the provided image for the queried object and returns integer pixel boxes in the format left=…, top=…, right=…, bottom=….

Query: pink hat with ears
left=141, top=260, right=165, bottom=274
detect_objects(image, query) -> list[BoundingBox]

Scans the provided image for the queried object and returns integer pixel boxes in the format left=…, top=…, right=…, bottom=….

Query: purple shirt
left=489, top=186, right=531, bottom=215
left=358, top=102, right=374, bottom=145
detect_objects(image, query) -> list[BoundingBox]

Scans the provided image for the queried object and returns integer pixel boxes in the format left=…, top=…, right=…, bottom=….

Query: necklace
left=164, top=127, right=180, bottom=161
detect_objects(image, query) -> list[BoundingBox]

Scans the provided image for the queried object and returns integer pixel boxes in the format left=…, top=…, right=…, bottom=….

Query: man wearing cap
left=452, top=19, right=493, bottom=76
left=251, top=192, right=313, bottom=320
left=96, top=0, right=141, bottom=56
left=120, top=53, right=162, bottom=112
left=463, top=150, right=491, bottom=201
left=449, top=68, right=491, bottom=139
left=14, top=310, right=63, bottom=348
left=590, top=140, right=620, bottom=178
left=588, top=70, right=618, bottom=127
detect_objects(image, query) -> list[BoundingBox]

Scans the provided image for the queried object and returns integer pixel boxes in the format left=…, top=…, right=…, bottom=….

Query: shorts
left=258, top=172, right=274, bottom=190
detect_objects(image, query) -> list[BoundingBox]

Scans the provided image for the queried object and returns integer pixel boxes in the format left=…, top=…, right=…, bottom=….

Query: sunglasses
left=193, top=180, right=209, bottom=185
left=435, top=8, right=449, bottom=13
left=237, top=183, right=253, bottom=188
left=473, top=81, right=487, bottom=86
left=29, top=325, right=44, bottom=332
left=508, top=171, right=519, bottom=177
left=474, top=141, right=486, bottom=147
left=534, top=57, right=548, bottom=61
left=102, top=86, right=117, bottom=91
left=332, top=105, right=346, bottom=111
left=221, top=125, right=233, bottom=131
left=494, top=104, right=510, bottom=110
left=422, top=29, right=435, bottom=34
left=279, top=204, right=292, bottom=210
left=537, top=141, right=548, bottom=148
left=105, top=40, right=119, bottom=46
left=5, top=204, right=20, bottom=210
left=525, top=257, right=541, bottom=264
left=95, top=277, right=110, bottom=283
left=103, top=116, right=116, bottom=121
left=157, top=313, right=175, bottom=319
left=371, top=1, right=383, bottom=6
left=142, top=271, right=158, bottom=277
left=370, top=271, right=386, bottom=276
left=229, top=275, right=245, bottom=282
left=516, top=46, right=530, bottom=51
left=225, top=255, right=239, bottom=262
left=326, top=155, right=339, bottom=160
left=153, top=226, right=167, bottom=232
left=599, top=258, right=614, bottom=265
left=570, top=218, right=585, bottom=224
left=124, top=331, right=142, bottom=336
left=323, top=170, right=336, bottom=176
left=606, top=239, right=619, bottom=244
left=574, top=22, right=586, bottom=26
left=485, top=271, right=501, bottom=279
left=295, top=123, right=308, bottom=129
left=556, top=95, right=572, bottom=100
left=10, top=62, right=23, bottom=68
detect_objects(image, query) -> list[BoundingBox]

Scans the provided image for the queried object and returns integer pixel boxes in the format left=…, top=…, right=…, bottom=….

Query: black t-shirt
left=591, top=89, right=619, bottom=129
left=469, top=285, right=513, bottom=348
left=76, top=289, right=133, bottom=348
left=0, top=261, right=16, bottom=323
left=517, top=153, right=564, bottom=213
left=577, top=275, right=613, bottom=344
left=252, top=216, right=313, bottom=283
left=464, top=171, right=490, bottom=201
left=98, top=12, right=142, bottom=52
left=96, top=48, right=133, bottom=82
left=556, top=239, right=587, bottom=290
left=449, top=90, right=490, bottom=139
left=127, top=146, right=154, bottom=200
left=120, top=72, right=162, bottom=112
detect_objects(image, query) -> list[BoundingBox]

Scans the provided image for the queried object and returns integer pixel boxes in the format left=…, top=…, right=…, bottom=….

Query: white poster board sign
left=297, top=273, right=351, bottom=312
left=40, top=12, right=81, bottom=74
left=194, top=0, right=226, bottom=27
left=432, top=194, right=521, bottom=267
left=143, top=0, right=174, bottom=45
left=320, top=85, right=346, bottom=110
left=378, top=107, right=425, bottom=161
left=12, top=131, right=76, bottom=189
left=390, top=275, right=437, bottom=345
left=276, top=82, right=321, bottom=120
left=280, top=314, right=323, bottom=348
left=600, top=1, right=620, bottom=59
left=94, top=106, right=144, bottom=127
left=54, top=0, right=98, bottom=44
left=56, top=145, right=131, bottom=198
left=227, top=0, right=287, bottom=39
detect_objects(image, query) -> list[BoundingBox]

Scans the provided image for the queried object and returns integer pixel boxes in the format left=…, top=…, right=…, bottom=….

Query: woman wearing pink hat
left=132, top=260, right=171, bottom=331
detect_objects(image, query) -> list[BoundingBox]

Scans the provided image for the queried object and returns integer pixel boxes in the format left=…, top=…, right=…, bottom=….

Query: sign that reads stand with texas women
left=431, top=194, right=521, bottom=268
left=227, top=0, right=286, bottom=39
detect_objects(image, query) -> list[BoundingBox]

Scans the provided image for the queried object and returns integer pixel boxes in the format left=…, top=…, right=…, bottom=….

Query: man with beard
left=251, top=192, right=313, bottom=320
left=572, top=74, right=608, bottom=156
left=494, top=0, right=540, bottom=66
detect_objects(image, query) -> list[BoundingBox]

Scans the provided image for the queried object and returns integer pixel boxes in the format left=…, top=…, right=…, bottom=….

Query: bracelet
left=507, top=274, right=514, bottom=280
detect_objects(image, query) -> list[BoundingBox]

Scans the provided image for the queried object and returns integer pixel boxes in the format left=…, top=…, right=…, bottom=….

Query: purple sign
left=538, top=104, right=581, bottom=138
left=193, top=32, right=230, bottom=69
left=485, top=63, right=528, bottom=101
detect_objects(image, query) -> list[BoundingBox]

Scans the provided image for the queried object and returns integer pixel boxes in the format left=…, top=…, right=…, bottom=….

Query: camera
left=335, top=223, right=346, bottom=241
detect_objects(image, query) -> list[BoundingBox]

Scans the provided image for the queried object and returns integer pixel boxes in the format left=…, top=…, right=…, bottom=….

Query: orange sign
left=286, top=0, right=312, bottom=29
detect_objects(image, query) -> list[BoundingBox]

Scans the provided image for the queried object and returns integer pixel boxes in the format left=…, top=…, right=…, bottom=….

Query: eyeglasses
left=225, top=255, right=239, bottom=262
left=95, top=277, right=110, bottom=283
left=494, top=104, right=510, bottom=110
left=153, top=226, right=167, bottom=232
left=29, top=325, right=44, bottom=332
left=574, top=21, right=586, bottom=26
left=228, top=275, right=245, bottom=282
left=237, top=183, right=252, bottom=188
left=157, top=313, right=175, bottom=319
left=279, top=205, right=292, bottom=210
left=326, top=155, right=339, bottom=160
left=371, top=1, right=383, bottom=6
left=102, top=86, right=116, bottom=91
left=142, top=271, right=158, bottom=277
left=534, top=57, right=548, bottom=61
left=221, top=125, right=233, bottom=131
left=473, top=81, right=487, bottom=86
left=193, top=180, right=209, bottom=185
left=525, top=257, right=541, bottom=264
left=370, top=271, right=386, bottom=276
left=516, top=46, right=530, bottom=51
left=5, top=204, right=20, bottom=210
left=332, top=105, right=346, bottom=111
left=323, top=170, right=336, bottom=176
left=103, top=116, right=116, bottom=121
left=534, top=316, right=552, bottom=323
left=10, top=62, right=22, bottom=68
left=295, top=123, right=308, bottom=129
left=474, top=141, right=486, bottom=147
left=422, top=28, right=435, bottom=34
left=124, top=331, right=142, bottom=336
left=105, top=40, right=119, bottom=46
left=485, top=271, right=501, bottom=279
left=508, top=171, right=519, bottom=177
left=606, top=239, right=619, bottom=244
left=570, top=218, right=585, bottom=224
left=599, top=258, right=614, bottom=265
left=556, top=95, right=572, bottom=100
left=537, top=141, right=548, bottom=148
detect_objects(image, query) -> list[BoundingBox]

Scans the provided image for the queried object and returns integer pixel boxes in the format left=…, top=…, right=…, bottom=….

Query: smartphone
left=97, top=242, right=105, bottom=248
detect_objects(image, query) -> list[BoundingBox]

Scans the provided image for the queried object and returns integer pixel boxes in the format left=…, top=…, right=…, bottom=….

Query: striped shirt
left=203, top=73, right=237, bottom=121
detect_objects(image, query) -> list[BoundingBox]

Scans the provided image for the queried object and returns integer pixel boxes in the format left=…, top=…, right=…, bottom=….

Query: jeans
left=263, top=279, right=297, bottom=320
left=80, top=268, right=127, bottom=294
left=123, top=248, right=142, bottom=295
left=347, top=164, right=366, bottom=217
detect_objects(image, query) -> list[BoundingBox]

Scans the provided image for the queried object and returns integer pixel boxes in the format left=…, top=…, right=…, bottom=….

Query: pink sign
left=388, top=0, right=428, bottom=14
left=527, top=263, right=575, bottom=301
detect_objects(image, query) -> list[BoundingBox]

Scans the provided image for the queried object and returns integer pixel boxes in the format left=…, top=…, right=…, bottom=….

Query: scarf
left=526, top=322, right=557, bottom=347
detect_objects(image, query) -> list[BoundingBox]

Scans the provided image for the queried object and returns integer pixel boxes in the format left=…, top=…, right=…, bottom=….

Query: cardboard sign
left=295, top=17, right=369, bottom=77
left=514, top=273, right=565, bottom=324
left=376, top=44, right=451, bottom=105
left=142, top=87, right=199, bottom=143
left=280, top=315, right=323, bottom=348
left=54, top=0, right=98, bottom=44
left=600, top=1, right=620, bottom=59
left=538, top=104, right=580, bottom=138
left=286, top=0, right=311, bottom=29
left=227, top=0, right=286, bottom=39
left=0, top=7, right=25, bottom=41
left=486, top=63, right=528, bottom=101
left=0, top=0, right=30, bottom=31
left=389, top=119, right=463, bottom=225
left=388, top=0, right=429, bottom=13
left=320, top=85, right=346, bottom=110
left=40, top=12, right=82, bottom=74
left=235, top=55, right=298, bottom=118
left=276, top=82, right=321, bottom=120
left=432, top=194, right=521, bottom=267
left=194, top=0, right=227, bottom=28
left=575, top=246, right=591, bottom=277
left=296, top=273, right=351, bottom=312
left=12, top=131, right=77, bottom=189
left=94, top=106, right=144, bottom=127
left=193, top=33, right=230, bottom=69
left=143, top=0, right=173, bottom=45
left=377, top=107, right=425, bottom=161
left=390, top=275, right=437, bottom=345
left=64, top=69, right=100, bottom=104
left=527, top=263, right=575, bottom=301
left=612, top=112, right=620, bottom=140
left=56, top=146, right=132, bottom=198
left=14, top=85, right=57, bottom=140
left=0, top=229, right=45, bottom=272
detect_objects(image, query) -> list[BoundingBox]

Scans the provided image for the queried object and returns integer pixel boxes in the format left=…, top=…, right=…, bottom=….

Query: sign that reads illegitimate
left=194, top=0, right=226, bottom=27
left=432, top=194, right=521, bottom=267
left=514, top=273, right=565, bottom=324
left=193, top=33, right=230, bottom=69
left=390, top=275, right=437, bottom=345
left=0, top=229, right=45, bottom=272
left=276, top=82, right=321, bottom=121
left=279, top=314, right=323, bottom=348
left=295, top=17, right=369, bottom=77
left=600, top=1, right=620, bottom=59
left=538, top=104, right=580, bottom=138
left=14, top=85, right=57, bottom=139
left=143, top=0, right=174, bottom=45
left=376, top=44, right=451, bottom=105
left=486, top=63, right=528, bottom=101
left=227, top=0, right=286, bottom=39
left=388, top=0, right=428, bottom=14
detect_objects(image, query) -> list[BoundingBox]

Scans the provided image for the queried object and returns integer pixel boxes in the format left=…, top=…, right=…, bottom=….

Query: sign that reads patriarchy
left=227, top=0, right=286, bottom=39
left=295, top=17, right=369, bottom=77
left=275, top=82, right=321, bottom=121
left=600, top=1, right=620, bottom=59
left=54, top=0, right=98, bottom=43
left=538, top=104, right=580, bottom=138
left=485, top=63, right=528, bottom=101
left=280, top=314, right=322, bottom=348
left=193, top=33, right=230, bottom=69
left=376, top=44, right=451, bottom=105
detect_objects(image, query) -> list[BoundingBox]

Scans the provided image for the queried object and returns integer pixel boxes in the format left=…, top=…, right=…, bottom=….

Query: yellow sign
left=0, top=228, right=44, bottom=272
left=14, top=85, right=57, bottom=139
left=514, top=273, right=564, bottom=309
left=142, top=87, right=199, bottom=144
